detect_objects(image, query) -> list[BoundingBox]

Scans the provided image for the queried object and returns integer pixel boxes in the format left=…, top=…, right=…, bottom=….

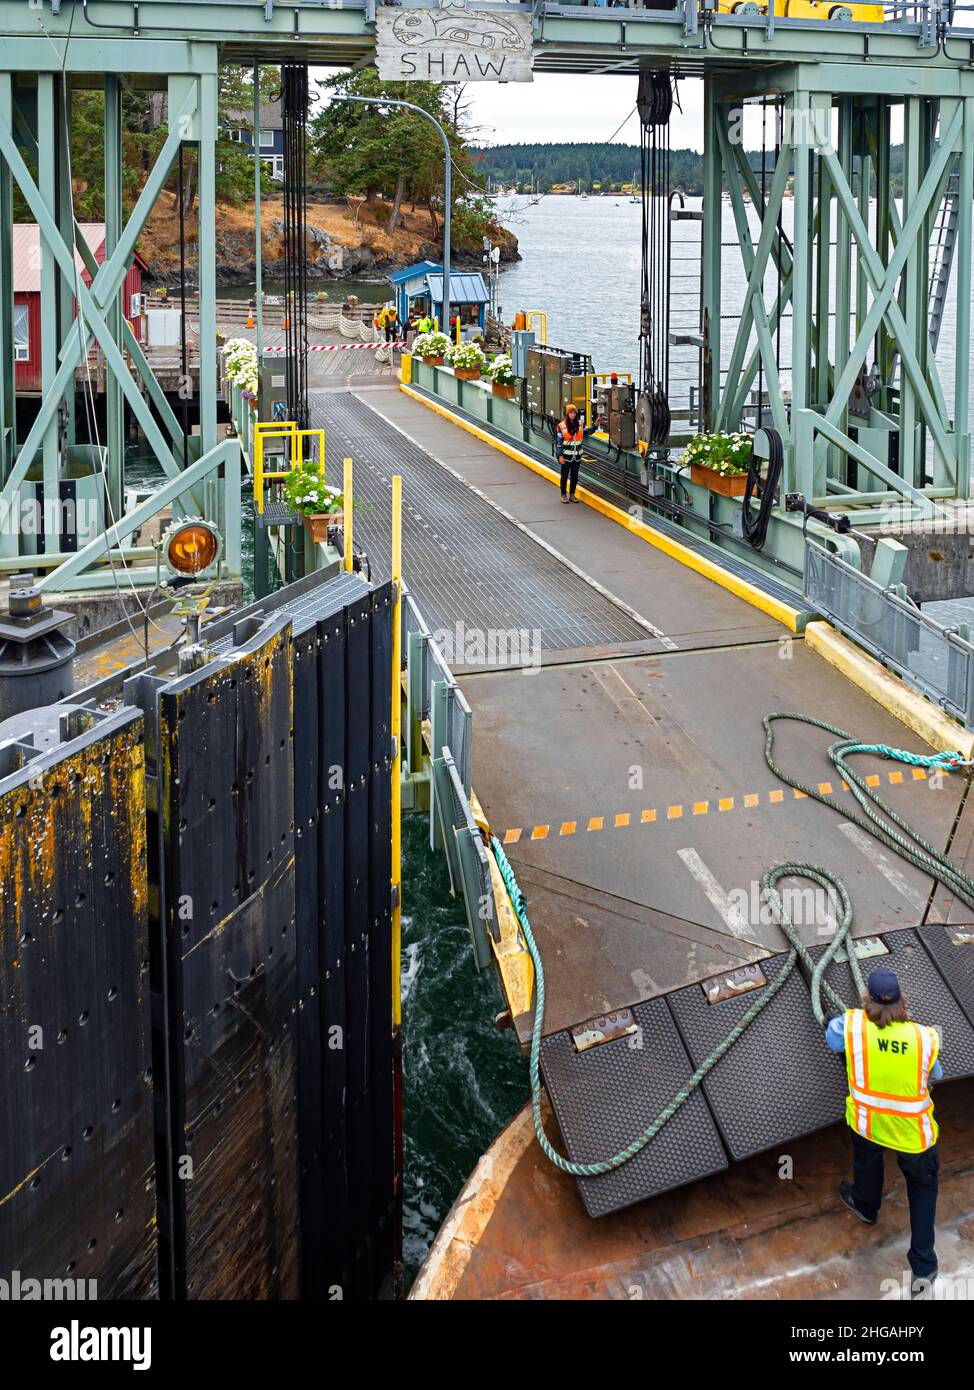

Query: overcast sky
left=463, top=74, right=710, bottom=150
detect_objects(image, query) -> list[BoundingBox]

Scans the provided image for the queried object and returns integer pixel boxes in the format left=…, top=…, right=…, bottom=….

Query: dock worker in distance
left=555, top=401, right=602, bottom=504
left=415, top=311, right=433, bottom=335
left=826, top=966, right=942, bottom=1297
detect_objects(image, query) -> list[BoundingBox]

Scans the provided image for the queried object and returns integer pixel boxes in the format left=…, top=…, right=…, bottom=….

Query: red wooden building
left=12, top=223, right=146, bottom=395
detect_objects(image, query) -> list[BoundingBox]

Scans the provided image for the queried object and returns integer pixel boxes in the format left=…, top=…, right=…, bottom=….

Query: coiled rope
left=489, top=711, right=973, bottom=1178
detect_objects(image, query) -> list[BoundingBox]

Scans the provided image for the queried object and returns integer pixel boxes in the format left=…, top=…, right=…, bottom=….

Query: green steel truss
left=703, top=66, right=974, bottom=519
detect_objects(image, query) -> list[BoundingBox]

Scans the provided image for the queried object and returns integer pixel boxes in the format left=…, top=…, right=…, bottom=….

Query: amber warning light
left=162, top=520, right=222, bottom=577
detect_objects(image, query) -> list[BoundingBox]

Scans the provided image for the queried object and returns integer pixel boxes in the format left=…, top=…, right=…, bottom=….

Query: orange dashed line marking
left=499, top=766, right=924, bottom=847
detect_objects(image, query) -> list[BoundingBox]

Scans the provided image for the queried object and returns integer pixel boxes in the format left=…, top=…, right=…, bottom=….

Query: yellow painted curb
left=399, top=383, right=802, bottom=633
left=805, top=620, right=974, bottom=758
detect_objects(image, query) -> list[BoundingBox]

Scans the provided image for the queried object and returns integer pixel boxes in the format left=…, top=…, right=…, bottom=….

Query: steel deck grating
left=404, top=388, right=807, bottom=609
left=917, top=923, right=974, bottom=1032
left=540, top=997, right=728, bottom=1218
left=311, top=392, right=651, bottom=655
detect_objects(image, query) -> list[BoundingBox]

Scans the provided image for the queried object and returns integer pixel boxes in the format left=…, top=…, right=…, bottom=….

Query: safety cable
left=490, top=712, right=973, bottom=1178
left=742, top=424, right=783, bottom=550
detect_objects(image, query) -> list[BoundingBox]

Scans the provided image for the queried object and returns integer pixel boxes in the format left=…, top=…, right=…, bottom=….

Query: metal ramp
left=540, top=997, right=728, bottom=1219
left=540, top=926, right=974, bottom=1217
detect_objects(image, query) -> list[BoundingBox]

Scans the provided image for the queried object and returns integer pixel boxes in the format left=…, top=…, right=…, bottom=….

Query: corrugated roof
left=425, top=272, right=489, bottom=305
left=12, top=223, right=106, bottom=294
left=387, top=260, right=441, bottom=285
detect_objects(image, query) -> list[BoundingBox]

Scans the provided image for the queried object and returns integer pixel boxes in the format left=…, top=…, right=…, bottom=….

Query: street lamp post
left=339, top=95, right=451, bottom=336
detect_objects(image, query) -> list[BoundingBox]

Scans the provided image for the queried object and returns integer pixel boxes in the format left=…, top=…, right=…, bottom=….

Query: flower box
left=453, top=366, right=482, bottom=382
left=302, top=510, right=344, bottom=545
left=492, top=382, right=516, bottom=399
left=422, top=355, right=445, bottom=367
left=690, top=462, right=748, bottom=498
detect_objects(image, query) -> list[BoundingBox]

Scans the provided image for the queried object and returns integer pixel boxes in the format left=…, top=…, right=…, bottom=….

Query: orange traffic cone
left=246, top=310, right=255, bottom=328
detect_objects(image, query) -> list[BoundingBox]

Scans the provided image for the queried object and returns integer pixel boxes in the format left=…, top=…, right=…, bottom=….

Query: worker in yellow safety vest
left=826, top=966, right=943, bottom=1296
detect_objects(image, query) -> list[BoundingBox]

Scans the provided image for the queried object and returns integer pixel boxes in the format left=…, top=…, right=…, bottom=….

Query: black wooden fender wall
left=0, top=571, right=398, bottom=1301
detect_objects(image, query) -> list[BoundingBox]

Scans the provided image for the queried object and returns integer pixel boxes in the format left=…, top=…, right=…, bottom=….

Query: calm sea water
left=495, top=193, right=974, bottom=429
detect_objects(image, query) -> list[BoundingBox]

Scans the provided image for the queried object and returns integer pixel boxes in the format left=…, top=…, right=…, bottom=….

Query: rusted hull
left=413, top=1082, right=974, bottom=1300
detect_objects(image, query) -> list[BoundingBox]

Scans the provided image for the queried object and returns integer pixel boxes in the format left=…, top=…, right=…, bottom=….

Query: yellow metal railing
left=343, top=457, right=354, bottom=574
left=253, top=421, right=326, bottom=514
left=526, top=310, right=548, bottom=346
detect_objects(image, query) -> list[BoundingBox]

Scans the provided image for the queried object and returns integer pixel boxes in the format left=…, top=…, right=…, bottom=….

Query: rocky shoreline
left=140, top=195, right=520, bottom=290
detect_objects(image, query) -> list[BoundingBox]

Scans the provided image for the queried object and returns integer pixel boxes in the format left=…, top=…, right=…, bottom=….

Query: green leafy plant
left=485, top=353, right=516, bottom=386
left=282, top=463, right=345, bottom=518
left=222, top=337, right=258, bottom=397
left=446, top=341, right=487, bottom=372
left=683, top=431, right=753, bottom=476
left=412, top=331, right=450, bottom=359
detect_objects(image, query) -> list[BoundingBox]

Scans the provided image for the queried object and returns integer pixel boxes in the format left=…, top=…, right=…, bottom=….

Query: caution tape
left=262, top=340, right=405, bottom=354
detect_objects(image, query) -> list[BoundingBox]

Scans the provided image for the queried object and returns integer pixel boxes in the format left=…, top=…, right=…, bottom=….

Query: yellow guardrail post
left=391, top=473, right=403, bottom=1035
left=343, top=456, right=354, bottom=573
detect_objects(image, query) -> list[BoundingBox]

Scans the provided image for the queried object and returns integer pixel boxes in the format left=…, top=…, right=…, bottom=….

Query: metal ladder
left=667, top=196, right=705, bottom=434
left=928, top=154, right=961, bottom=355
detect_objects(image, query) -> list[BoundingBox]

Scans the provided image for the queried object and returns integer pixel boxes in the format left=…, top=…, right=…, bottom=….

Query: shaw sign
left=375, top=1, right=535, bottom=83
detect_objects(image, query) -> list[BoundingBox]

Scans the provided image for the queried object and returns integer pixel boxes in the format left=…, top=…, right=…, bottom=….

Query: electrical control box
left=259, top=353, right=291, bottom=424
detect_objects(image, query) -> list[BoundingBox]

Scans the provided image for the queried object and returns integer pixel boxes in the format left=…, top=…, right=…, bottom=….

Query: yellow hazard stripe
left=498, top=764, right=933, bottom=844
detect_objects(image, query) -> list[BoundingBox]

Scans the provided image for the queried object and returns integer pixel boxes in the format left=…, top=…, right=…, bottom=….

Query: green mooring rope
left=489, top=711, right=974, bottom=1179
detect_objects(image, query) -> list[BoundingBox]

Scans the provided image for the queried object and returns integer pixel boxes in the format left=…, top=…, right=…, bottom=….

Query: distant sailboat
left=628, top=169, right=638, bottom=204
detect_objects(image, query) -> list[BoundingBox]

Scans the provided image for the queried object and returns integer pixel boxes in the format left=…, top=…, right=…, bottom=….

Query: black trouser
left=384, top=324, right=396, bottom=343
left=850, top=1130, right=939, bottom=1280
left=559, top=455, right=580, bottom=496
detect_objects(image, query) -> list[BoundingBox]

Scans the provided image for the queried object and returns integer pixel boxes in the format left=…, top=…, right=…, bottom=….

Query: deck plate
left=540, top=996, right=728, bottom=1218
left=668, top=953, right=848, bottom=1161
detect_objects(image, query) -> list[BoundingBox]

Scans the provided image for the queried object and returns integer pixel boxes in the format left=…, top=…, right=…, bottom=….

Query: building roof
left=12, top=223, right=145, bottom=294
left=425, top=272, right=489, bottom=306
left=387, top=260, right=441, bottom=286
left=224, top=102, right=284, bottom=131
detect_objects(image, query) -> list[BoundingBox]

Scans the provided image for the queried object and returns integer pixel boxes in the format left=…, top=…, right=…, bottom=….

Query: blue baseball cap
left=867, top=967, right=901, bottom=1004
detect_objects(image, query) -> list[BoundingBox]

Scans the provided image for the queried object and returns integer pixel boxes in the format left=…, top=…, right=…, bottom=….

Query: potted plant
left=282, top=463, right=345, bottom=544
left=683, top=431, right=753, bottom=497
left=485, top=352, right=517, bottom=399
left=412, top=330, right=450, bottom=367
left=446, top=340, right=487, bottom=382
left=223, top=337, right=259, bottom=400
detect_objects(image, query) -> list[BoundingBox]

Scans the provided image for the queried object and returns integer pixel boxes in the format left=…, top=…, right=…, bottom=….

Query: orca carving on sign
left=391, top=0, right=528, bottom=53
